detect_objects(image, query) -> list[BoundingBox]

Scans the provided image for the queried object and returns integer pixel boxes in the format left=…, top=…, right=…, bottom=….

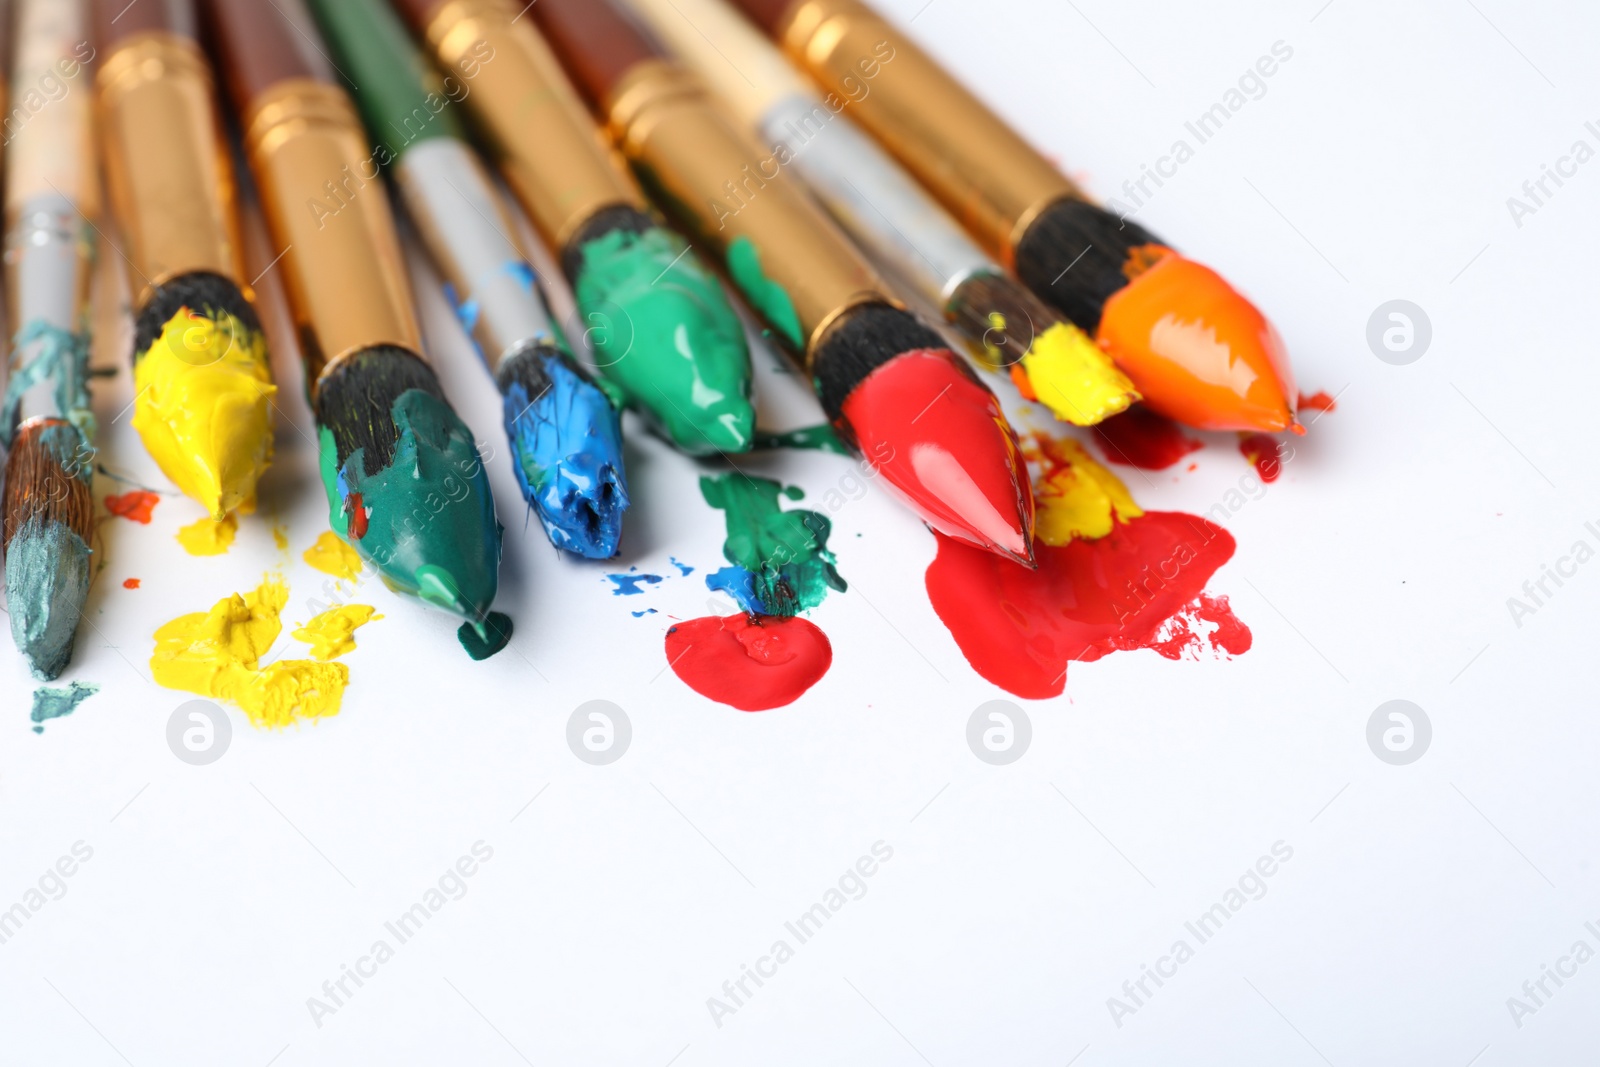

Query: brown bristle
left=2, top=420, right=94, bottom=550
left=528, top=0, right=663, bottom=106
left=946, top=271, right=1059, bottom=369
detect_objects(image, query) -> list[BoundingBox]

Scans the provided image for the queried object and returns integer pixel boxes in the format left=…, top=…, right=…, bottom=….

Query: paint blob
left=1092, top=406, right=1203, bottom=470
left=7, top=514, right=91, bottom=682
left=123, top=578, right=141, bottom=589
left=726, top=236, right=804, bottom=349
left=664, top=613, right=832, bottom=711
left=1238, top=433, right=1283, bottom=483
left=105, top=490, right=160, bottom=523
left=176, top=513, right=239, bottom=556
left=699, top=473, right=844, bottom=616
left=1299, top=390, right=1337, bottom=413
left=669, top=557, right=694, bottom=576
left=302, top=530, right=365, bottom=582
left=29, top=681, right=99, bottom=733
left=1028, top=435, right=1143, bottom=545
left=458, top=612, right=514, bottom=660
left=753, top=424, right=849, bottom=455
left=1011, top=320, right=1139, bottom=426
left=607, top=571, right=664, bottom=595
left=292, top=605, right=382, bottom=661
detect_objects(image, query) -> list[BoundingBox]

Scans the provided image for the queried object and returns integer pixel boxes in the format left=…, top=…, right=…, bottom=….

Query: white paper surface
left=3, top=1, right=1598, bottom=1063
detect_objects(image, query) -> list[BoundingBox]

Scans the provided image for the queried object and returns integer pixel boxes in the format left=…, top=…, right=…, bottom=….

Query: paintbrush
left=1, top=0, right=98, bottom=681
left=731, top=0, right=1301, bottom=435
left=206, top=0, right=510, bottom=655
left=305, top=0, right=628, bottom=560
left=390, top=0, right=754, bottom=459
left=619, top=0, right=1140, bottom=430
left=531, top=0, right=1036, bottom=566
left=93, top=0, right=277, bottom=522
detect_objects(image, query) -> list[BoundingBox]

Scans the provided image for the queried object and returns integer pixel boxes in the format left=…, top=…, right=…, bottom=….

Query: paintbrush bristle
left=559, top=204, right=653, bottom=282
left=3, top=420, right=94, bottom=548
left=1013, top=198, right=1165, bottom=334
left=947, top=271, right=1055, bottom=369
left=812, top=302, right=948, bottom=421
left=314, top=345, right=445, bottom=475
left=133, top=271, right=262, bottom=362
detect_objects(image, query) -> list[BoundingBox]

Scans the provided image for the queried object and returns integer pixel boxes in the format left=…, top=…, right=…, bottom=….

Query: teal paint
left=30, top=680, right=99, bottom=733
left=6, top=515, right=92, bottom=681
left=457, top=611, right=514, bottom=660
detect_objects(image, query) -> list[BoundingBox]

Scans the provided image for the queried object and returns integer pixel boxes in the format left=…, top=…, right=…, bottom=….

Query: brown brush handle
left=730, top=0, right=791, bottom=33
left=203, top=0, right=330, bottom=111
left=528, top=0, right=660, bottom=107
left=388, top=0, right=444, bottom=33
left=94, top=0, right=198, bottom=48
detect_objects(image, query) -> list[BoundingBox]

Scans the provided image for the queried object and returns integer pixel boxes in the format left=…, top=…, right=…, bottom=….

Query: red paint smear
left=345, top=492, right=368, bottom=540
left=1298, top=390, right=1337, bottom=413
left=105, top=490, right=159, bottom=523
left=123, top=578, right=141, bottom=589
left=1238, top=433, right=1282, bottom=483
left=664, top=613, right=832, bottom=711
left=1092, top=406, right=1203, bottom=470
left=925, top=513, right=1250, bottom=699
left=838, top=348, right=1034, bottom=564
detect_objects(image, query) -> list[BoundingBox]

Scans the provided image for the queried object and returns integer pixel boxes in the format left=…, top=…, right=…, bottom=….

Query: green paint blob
left=726, top=237, right=803, bottom=350
left=7, top=515, right=92, bottom=682
left=701, top=473, right=845, bottom=617
left=316, top=389, right=502, bottom=625
left=30, top=680, right=99, bottom=733
left=458, top=611, right=514, bottom=660
left=574, top=227, right=753, bottom=456
left=754, top=424, right=849, bottom=455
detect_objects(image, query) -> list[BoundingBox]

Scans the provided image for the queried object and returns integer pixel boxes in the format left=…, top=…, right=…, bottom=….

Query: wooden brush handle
left=94, top=0, right=198, bottom=48
left=528, top=0, right=660, bottom=108
left=203, top=0, right=332, bottom=110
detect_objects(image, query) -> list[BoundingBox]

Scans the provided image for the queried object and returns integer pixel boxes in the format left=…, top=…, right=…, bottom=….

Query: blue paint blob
left=504, top=351, right=629, bottom=559
left=632, top=608, right=658, bottom=617
left=30, top=680, right=99, bottom=733
left=669, top=556, right=695, bottom=576
left=607, top=571, right=663, bottom=595
left=705, top=565, right=762, bottom=614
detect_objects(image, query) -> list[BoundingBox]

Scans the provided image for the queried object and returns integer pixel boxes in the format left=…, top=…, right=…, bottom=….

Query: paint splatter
left=664, top=613, right=832, bottom=711
left=699, top=473, right=844, bottom=616
left=1092, top=406, right=1203, bottom=470
left=292, top=605, right=382, bottom=661
left=302, top=530, right=364, bottom=582
left=105, top=490, right=159, bottom=523
left=1299, top=390, right=1337, bottom=413
left=669, top=557, right=695, bottom=576
left=633, top=608, right=658, bottom=617
left=458, top=612, right=514, bottom=660
left=29, top=681, right=99, bottom=733
left=150, top=577, right=347, bottom=728
left=753, top=424, right=849, bottom=454
left=123, top=578, right=140, bottom=589
left=1239, top=433, right=1283, bottom=482
left=272, top=523, right=290, bottom=551
left=607, top=570, right=664, bottom=595
left=1028, top=435, right=1142, bottom=544
left=176, top=513, right=238, bottom=555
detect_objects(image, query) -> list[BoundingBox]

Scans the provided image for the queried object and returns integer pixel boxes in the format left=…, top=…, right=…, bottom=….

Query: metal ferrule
left=605, top=60, right=886, bottom=365
left=4, top=194, right=93, bottom=425
left=422, top=0, right=644, bottom=254
left=395, top=138, right=559, bottom=371
left=95, top=30, right=243, bottom=305
left=758, top=91, right=993, bottom=314
left=242, top=78, right=422, bottom=393
left=777, top=0, right=1075, bottom=263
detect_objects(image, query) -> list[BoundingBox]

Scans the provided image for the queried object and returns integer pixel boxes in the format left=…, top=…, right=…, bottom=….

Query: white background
left=3, top=0, right=1599, bottom=1063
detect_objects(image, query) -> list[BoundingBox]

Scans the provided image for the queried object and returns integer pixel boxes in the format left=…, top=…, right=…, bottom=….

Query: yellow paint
left=150, top=576, right=347, bottom=728
left=1030, top=436, right=1143, bottom=546
left=132, top=309, right=276, bottom=520
left=1017, top=321, right=1140, bottom=427
left=176, top=513, right=238, bottom=556
left=302, top=530, right=364, bottom=582
left=293, top=605, right=382, bottom=661
left=271, top=523, right=289, bottom=551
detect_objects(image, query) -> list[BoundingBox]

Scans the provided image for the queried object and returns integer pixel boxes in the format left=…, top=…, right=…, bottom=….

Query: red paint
left=838, top=348, right=1035, bottom=566
left=1092, top=406, right=1203, bottom=470
left=1299, top=390, right=1337, bottom=413
left=345, top=492, right=368, bottom=540
left=123, top=578, right=141, bottom=589
left=925, top=512, right=1250, bottom=699
left=664, top=613, right=832, bottom=711
left=1239, top=433, right=1282, bottom=482
left=105, top=490, right=159, bottom=523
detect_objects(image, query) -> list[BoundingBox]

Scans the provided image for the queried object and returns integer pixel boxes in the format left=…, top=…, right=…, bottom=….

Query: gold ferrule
left=605, top=60, right=885, bottom=364
left=96, top=31, right=244, bottom=306
left=424, top=0, right=644, bottom=253
left=778, top=0, right=1075, bottom=264
left=242, top=78, right=422, bottom=393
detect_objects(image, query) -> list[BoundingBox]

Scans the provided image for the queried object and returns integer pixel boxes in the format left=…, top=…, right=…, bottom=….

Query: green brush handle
left=303, top=0, right=465, bottom=161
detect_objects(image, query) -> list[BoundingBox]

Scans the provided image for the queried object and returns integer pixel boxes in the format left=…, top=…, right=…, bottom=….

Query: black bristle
left=812, top=302, right=947, bottom=422
left=1013, top=198, right=1167, bottom=334
left=132, top=271, right=262, bottom=360
left=560, top=204, right=654, bottom=281
left=314, top=345, right=445, bottom=476
left=493, top=340, right=559, bottom=397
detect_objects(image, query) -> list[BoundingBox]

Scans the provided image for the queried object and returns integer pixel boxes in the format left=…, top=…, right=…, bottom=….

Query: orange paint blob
left=1299, top=390, right=1337, bottom=413
left=123, top=578, right=141, bottom=589
left=105, top=490, right=160, bottom=523
left=1096, top=251, right=1298, bottom=434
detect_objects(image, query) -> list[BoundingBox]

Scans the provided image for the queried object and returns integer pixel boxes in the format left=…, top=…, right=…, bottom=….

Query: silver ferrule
left=759, top=92, right=995, bottom=313
left=395, top=139, right=560, bottom=370
left=4, top=192, right=94, bottom=425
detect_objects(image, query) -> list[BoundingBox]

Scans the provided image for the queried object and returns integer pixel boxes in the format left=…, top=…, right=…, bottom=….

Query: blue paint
left=632, top=608, right=658, bottom=617
left=30, top=680, right=99, bottom=733
left=7, top=515, right=92, bottom=681
left=705, top=565, right=761, bottom=614
left=606, top=570, right=663, bottom=595
left=505, top=352, right=629, bottom=559
left=669, top=556, right=694, bottom=576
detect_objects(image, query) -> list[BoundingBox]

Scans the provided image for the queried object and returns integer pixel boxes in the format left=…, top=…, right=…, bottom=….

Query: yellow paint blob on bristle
left=293, top=605, right=382, bottom=661
left=132, top=309, right=277, bottom=521
left=150, top=576, right=347, bottom=728
left=303, top=530, right=364, bottom=581
left=1019, top=322, right=1141, bottom=427
left=1031, top=436, right=1143, bottom=546
left=176, top=513, right=239, bottom=556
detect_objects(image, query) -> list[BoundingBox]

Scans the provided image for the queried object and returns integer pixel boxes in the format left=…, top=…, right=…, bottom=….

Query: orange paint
left=1299, top=390, right=1336, bottom=413
left=1096, top=250, right=1299, bottom=434
left=105, top=490, right=160, bottom=523
left=123, top=578, right=141, bottom=589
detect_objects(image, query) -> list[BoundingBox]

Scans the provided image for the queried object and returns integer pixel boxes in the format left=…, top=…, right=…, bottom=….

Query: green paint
left=30, top=680, right=99, bottom=733
left=457, top=611, right=514, bottom=660
left=317, top=389, right=502, bottom=629
left=753, top=424, right=849, bottom=455
left=573, top=226, right=753, bottom=456
left=701, top=473, right=845, bottom=618
left=1, top=322, right=95, bottom=448
left=7, top=515, right=92, bottom=682
left=726, top=237, right=803, bottom=350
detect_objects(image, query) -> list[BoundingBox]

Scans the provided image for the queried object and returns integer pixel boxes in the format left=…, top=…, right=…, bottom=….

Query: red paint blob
left=925, top=513, right=1250, bottom=699
left=838, top=348, right=1034, bottom=564
left=1238, top=433, right=1282, bottom=483
left=105, top=490, right=159, bottom=523
left=1092, top=406, right=1203, bottom=470
left=664, top=613, right=832, bottom=711
left=1298, top=390, right=1337, bottom=413
left=123, top=578, right=141, bottom=589
left=345, top=492, right=368, bottom=540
